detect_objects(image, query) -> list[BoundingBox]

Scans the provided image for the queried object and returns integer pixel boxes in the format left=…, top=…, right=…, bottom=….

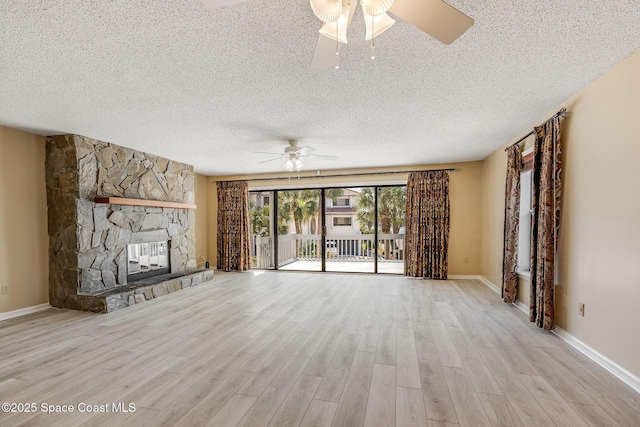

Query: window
left=333, top=217, right=352, bottom=226
left=263, top=196, right=270, bottom=205
left=517, top=153, right=560, bottom=284
left=335, top=197, right=350, bottom=207
left=517, top=160, right=533, bottom=275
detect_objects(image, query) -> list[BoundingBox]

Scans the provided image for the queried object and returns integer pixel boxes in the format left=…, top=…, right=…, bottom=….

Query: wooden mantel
left=94, top=197, right=197, bottom=210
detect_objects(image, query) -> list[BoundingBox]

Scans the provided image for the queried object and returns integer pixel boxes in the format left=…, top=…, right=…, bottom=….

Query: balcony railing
left=252, top=233, right=405, bottom=269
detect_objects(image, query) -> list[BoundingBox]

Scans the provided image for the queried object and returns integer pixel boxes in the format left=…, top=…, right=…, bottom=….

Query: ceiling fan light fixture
left=284, top=158, right=294, bottom=171
left=284, top=157, right=305, bottom=172
left=361, top=0, right=395, bottom=17
left=319, top=4, right=351, bottom=43
left=363, top=9, right=395, bottom=40
left=309, top=0, right=343, bottom=23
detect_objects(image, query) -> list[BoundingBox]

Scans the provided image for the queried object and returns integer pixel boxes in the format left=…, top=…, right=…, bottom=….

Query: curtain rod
left=504, top=108, right=567, bottom=152
left=212, top=167, right=459, bottom=183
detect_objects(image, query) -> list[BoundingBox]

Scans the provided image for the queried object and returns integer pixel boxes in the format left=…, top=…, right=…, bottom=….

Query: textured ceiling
left=1, top=1, right=639, bottom=175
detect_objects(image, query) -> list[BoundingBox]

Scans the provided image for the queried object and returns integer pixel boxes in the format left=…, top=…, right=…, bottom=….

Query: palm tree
left=356, top=188, right=376, bottom=234
left=276, top=189, right=346, bottom=235
left=381, top=186, right=406, bottom=234
left=276, top=190, right=320, bottom=257
left=305, top=188, right=344, bottom=235
left=250, top=205, right=270, bottom=237
left=277, top=190, right=304, bottom=234
left=300, top=189, right=321, bottom=234
left=355, top=186, right=406, bottom=259
left=326, top=188, right=344, bottom=202
left=276, top=201, right=292, bottom=236
left=378, top=186, right=406, bottom=260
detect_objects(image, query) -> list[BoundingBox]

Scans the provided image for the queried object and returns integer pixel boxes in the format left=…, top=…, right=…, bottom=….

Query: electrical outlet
left=463, top=257, right=469, bottom=264
left=563, top=295, right=568, bottom=307
left=578, top=303, right=585, bottom=317
left=1, top=285, right=9, bottom=295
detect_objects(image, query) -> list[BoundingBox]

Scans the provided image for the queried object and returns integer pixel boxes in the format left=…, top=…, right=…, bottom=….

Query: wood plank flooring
left=1, top=271, right=639, bottom=426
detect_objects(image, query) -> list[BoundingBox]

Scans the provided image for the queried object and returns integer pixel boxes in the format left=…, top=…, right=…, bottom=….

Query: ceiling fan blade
left=297, top=146, right=317, bottom=154
left=310, top=0, right=357, bottom=69
left=254, top=151, right=284, bottom=156
left=389, top=0, right=474, bottom=45
left=310, top=34, right=340, bottom=69
left=258, top=157, right=284, bottom=164
left=201, top=0, right=250, bottom=10
left=308, top=154, right=338, bottom=161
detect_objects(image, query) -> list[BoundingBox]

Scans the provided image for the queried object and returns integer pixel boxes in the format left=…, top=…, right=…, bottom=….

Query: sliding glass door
left=376, top=186, right=406, bottom=274
left=250, top=186, right=405, bottom=274
left=249, top=191, right=275, bottom=269
left=325, top=187, right=376, bottom=273
left=276, top=189, right=322, bottom=271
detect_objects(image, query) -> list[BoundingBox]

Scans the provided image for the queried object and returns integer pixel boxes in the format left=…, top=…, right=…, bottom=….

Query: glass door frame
left=320, top=189, right=326, bottom=272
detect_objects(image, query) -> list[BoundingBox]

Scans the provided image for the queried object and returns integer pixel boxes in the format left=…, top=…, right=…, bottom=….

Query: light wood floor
left=1, top=272, right=639, bottom=427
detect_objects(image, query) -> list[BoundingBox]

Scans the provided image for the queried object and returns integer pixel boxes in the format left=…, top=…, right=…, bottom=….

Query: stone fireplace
left=46, top=134, right=212, bottom=312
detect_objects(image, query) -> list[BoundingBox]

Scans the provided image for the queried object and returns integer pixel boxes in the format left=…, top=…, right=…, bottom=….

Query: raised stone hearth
left=81, top=268, right=214, bottom=313
left=46, top=134, right=212, bottom=312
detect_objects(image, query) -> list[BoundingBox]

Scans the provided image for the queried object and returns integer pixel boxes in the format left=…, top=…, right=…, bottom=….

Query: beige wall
left=480, top=142, right=508, bottom=287
left=0, top=126, right=49, bottom=313
left=480, top=49, right=640, bottom=378
left=194, top=173, right=210, bottom=266
left=209, top=161, right=483, bottom=275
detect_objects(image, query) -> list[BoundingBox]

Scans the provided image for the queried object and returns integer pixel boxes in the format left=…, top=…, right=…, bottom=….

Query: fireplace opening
left=127, top=241, right=170, bottom=282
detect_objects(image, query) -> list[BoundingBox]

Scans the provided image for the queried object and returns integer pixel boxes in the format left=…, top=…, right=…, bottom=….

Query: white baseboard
left=449, top=275, right=496, bottom=284
left=0, top=303, right=50, bottom=321
left=449, top=275, right=502, bottom=295
left=514, top=300, right=528, bottom=315
left=474, top=277, right=640, bottom=394
left=480, top=277, right=530, bottom=316
left=552, top=326, right=640, bottom=394
left=475, top=275, right=502, bottom=295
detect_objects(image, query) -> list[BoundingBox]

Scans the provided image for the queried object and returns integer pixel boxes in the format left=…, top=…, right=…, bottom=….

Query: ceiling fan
left=201, top=0, right=474, bottom=68
left=255, top=140, right=338, bottom=172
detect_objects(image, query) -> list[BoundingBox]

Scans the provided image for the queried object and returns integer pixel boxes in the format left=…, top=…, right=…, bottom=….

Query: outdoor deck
left=253, top=233, right=405, bottom=274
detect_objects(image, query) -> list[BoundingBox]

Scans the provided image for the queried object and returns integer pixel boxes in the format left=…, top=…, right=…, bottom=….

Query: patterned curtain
left=529, top=116, right=562, bottom=330
left=502, top=145, right=522, bottom=303
left=404, top=170, right=450, bottom=279
left=217, top=181, right=252, bottom=272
